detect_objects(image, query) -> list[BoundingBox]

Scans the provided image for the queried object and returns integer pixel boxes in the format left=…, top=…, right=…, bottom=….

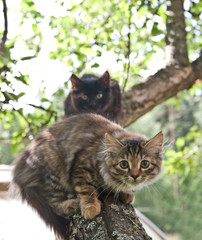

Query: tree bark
left=119, top=56, right=202, bottom=127
left=65, top=203, right=151, bottom=240
left=118, top=0, right=202, bottom=127
left=165, top=0, right=189, bottom=66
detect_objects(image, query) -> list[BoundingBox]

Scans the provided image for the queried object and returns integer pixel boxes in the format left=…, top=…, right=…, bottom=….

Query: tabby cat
left=64, top=71, right=121, bottom=121
left=11, top=113, right=163, bottom=239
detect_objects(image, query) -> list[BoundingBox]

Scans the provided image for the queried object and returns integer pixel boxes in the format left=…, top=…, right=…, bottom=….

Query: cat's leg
left=75, top=185, right=101, bottom=219
left=118, top=191, right=135, bottom=204
left=100, top=190, right=134, bottom=205
left=53, top=199, right=80, bottom=218
left=48, top=195, right=80, bottom=218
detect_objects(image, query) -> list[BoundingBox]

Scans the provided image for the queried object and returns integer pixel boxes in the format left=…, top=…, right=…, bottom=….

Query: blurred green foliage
left=0, top=0, right=202, bottom=239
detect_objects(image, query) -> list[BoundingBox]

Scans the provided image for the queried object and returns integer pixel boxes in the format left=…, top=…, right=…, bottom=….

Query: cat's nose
left=90, top=102, right=96, bottom=108
left=131, top=174, right=139, bottom=181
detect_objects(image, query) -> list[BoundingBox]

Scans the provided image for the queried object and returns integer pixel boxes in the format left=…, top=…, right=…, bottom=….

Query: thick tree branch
left=119, top=55, right=202, bottom=127
left=117, top=0, right=201, bottom=127
left=66, top=204, right=151, bottom=240
left=165, top=0, right=189, bottom=66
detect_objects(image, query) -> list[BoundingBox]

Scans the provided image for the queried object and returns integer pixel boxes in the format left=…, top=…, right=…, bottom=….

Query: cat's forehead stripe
left=124, top=139, right=142, bottom=156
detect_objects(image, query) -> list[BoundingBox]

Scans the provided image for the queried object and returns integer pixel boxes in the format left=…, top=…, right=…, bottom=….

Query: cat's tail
left=9, top=181, right=69, bottom=239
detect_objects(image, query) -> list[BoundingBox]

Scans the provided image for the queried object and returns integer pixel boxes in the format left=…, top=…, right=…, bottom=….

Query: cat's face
left=70, top=71, right=110, bottom=113
left=102, top=132, right=163, bottom=191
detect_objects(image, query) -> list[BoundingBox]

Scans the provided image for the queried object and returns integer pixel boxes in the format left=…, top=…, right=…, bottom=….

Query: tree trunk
left=118, top=0, right=202, bottom=127
left=65, top=203, right=151, bottom=240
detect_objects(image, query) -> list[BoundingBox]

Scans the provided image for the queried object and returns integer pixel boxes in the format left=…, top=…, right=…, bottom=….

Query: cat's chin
left=102, top=173, right=145, bottom=192
left=122, top=182, right=145, bottom=191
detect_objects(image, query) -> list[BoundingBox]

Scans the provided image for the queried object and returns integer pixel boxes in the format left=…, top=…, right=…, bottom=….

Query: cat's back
left=48, top=113, right=123, bottom=142
left=13, top=114, right=123, bottom=178
left=17, top=113, right=123, bottom=159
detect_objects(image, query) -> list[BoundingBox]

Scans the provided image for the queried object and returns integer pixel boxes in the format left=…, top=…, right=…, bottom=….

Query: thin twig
left=28, top=103, right=50, bottom=112
left=28, top=103, right=57, bottom=115
left=28, top=103, right=58, bottom=124
left=0, top=0, right=8, bottom=56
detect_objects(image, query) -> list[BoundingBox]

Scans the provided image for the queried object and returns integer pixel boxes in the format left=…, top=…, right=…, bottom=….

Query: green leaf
left=176, top=137, right=185, bottom=151
left=15, top=74, right=29, bottom=85
left=21, top=56, right=36, bottom=61
left=151, top=23, right=163, bottom=36
left=91, top=63, right=99, bottom=68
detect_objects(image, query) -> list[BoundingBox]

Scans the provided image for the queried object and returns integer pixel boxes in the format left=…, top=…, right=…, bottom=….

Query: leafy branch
left=28, top=104, right=58, bottom=126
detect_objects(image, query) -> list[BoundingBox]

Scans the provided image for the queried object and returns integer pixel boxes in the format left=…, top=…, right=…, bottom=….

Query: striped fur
left=11, top=113, right=163, bottom=239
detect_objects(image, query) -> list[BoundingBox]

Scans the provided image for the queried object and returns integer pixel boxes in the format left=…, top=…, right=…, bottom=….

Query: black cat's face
left=70, top=72, right=110, bottom=113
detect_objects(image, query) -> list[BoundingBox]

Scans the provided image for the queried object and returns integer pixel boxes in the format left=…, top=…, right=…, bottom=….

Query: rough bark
left=66, top=204, right=151, bottom=240
left=119, top=56, right=202, bottom=127
left=165, top=0, right=189, bottom=66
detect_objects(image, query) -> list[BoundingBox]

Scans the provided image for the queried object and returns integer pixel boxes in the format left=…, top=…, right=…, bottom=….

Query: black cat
left=64, top=71, right=121, bottom=121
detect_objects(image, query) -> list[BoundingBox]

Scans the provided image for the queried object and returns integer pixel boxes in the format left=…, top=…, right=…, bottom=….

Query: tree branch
left=123, top=3, right=132, bottom=90
left=66, top=204, right=151, bottom=240
left=165, top=0, right=189, bottom=66
left=0, top=0, right=8, bottom=57
left=117, top=0, right=201, bottom=127
left=119, top=55, right=202, bottom=127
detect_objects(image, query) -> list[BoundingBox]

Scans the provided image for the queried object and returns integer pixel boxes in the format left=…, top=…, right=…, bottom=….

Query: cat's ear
left=105, top=133, right=123, bottom=147
left=144, top=131, right=164, bottom=154
left=70, top=74, right=83, bottom=91
left=98, top=71, right=110, bottom=88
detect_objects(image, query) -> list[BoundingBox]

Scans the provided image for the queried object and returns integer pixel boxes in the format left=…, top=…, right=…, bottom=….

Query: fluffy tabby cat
left=11, top=113, right=163, bottom=239
left=64, top=71, right=121, bottom=121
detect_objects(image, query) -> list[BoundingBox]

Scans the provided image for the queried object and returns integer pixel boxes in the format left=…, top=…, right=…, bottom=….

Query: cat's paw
left=119, top=191, right=135, bottom=204
left=67, top=199, right=80, bottom=215
left=81, top=201, right=101, bottom=219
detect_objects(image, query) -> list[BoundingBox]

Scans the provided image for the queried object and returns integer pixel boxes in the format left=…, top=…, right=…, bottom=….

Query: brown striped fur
left=11, top=113, right=163, bottom=239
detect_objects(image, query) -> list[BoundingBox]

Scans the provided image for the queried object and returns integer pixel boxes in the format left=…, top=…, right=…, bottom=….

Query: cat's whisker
left=104, top=181, right=123, bottom=203
left=145, top=185, right=153, bottom=200
left=87, top=183, right=109, bottom=201
left=113, top=184, right=123, bottom=205
left=151, top=181, right=170, bottom=198
left=149, top=183, right=161, bottom=196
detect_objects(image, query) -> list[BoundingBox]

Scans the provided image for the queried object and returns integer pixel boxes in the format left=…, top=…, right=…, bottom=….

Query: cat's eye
left=119, top=160, right=129, bottom=169
left=140, top=160, right=150, bottom=169
left=81, top=95, right=88, bottom=100
left=96, top=93, right=103, bottom=99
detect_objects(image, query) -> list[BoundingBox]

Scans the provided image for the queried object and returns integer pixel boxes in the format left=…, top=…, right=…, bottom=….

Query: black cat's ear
left=70, top=74, right=83, bottom=91
left=98, top=71, right=110, bottom=88
left=105, top=133, right=123, bottom=147
left=144, top=131, right=164, bottom=154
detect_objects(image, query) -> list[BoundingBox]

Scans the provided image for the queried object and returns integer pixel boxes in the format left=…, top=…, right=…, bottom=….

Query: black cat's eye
left=120, top=160, right=129, bottom=169
left=81, top=95, right=88, bottom=100
left=140, top=160, right=150, bottom=169
left=96, top=93, right=103, bottom=99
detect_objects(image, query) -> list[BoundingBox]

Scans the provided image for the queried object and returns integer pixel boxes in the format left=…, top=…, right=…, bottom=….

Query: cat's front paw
left=119, top=191, right=135, bottom=204
left=81, top=201, right=101, bottom=219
